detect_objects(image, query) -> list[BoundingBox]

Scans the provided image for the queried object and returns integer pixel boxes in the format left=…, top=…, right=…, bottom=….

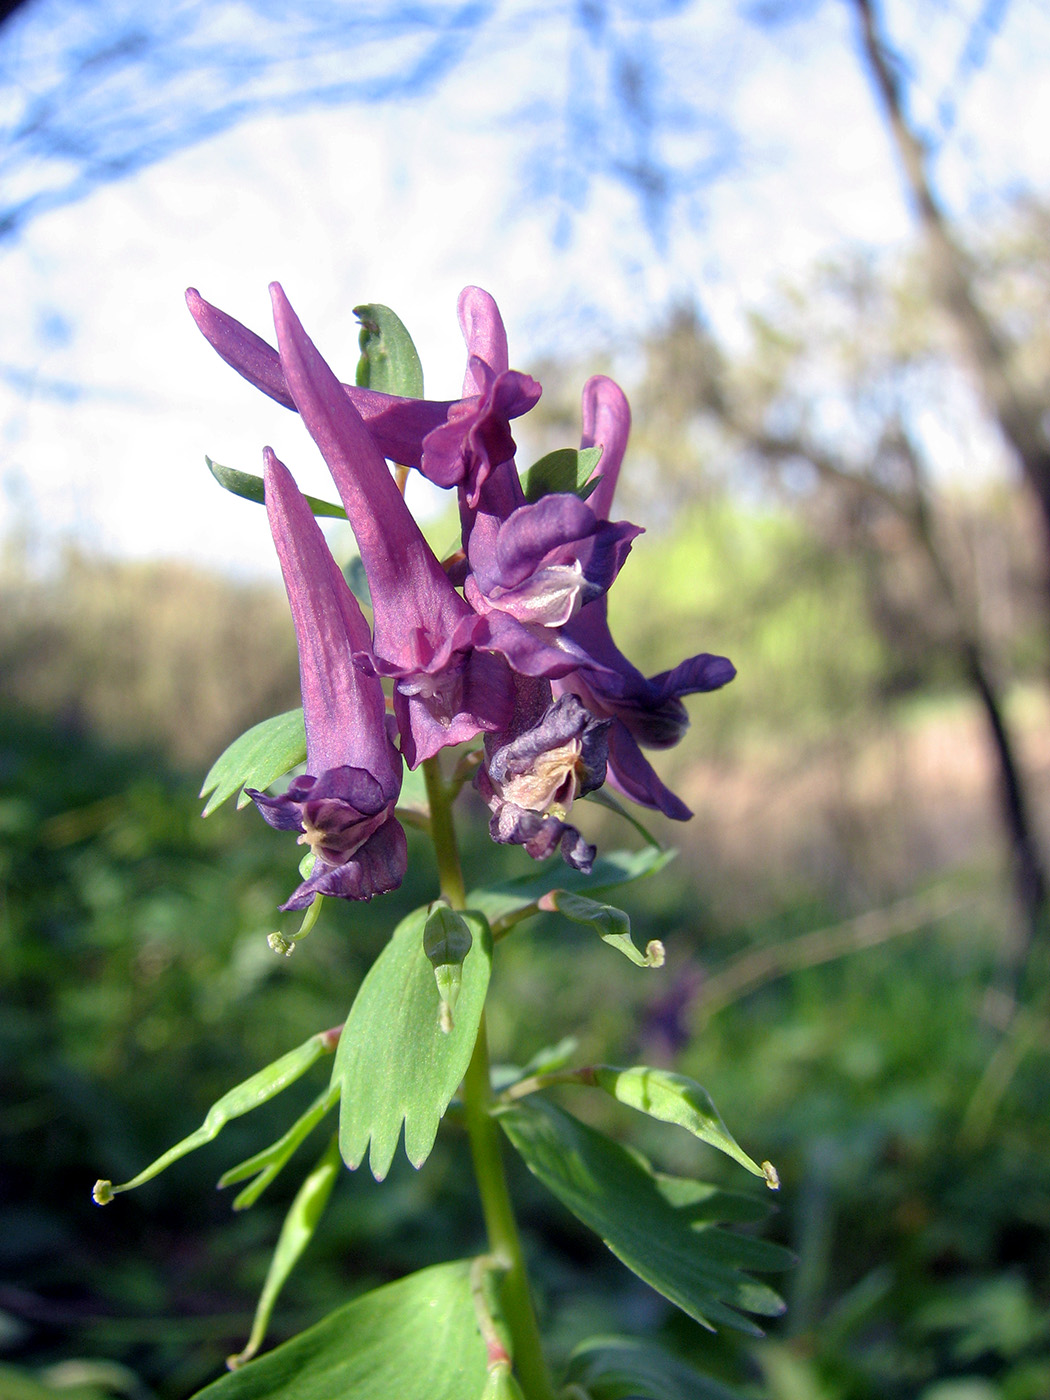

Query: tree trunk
left=851, top=0, right=1050, bottom=573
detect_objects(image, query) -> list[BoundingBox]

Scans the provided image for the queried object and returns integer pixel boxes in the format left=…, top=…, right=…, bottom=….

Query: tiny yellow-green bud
left=92, top=1179, right=114, bottom=1206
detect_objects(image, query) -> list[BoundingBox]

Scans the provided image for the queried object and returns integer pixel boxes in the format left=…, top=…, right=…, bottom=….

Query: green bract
left=354, top=302, right=425, bottom=398
left=200, top=709, right=307, bottom=815
left=333, top=905, right=492, bottom=1179
left=520, top=445, right=602, bottom=503
left=218, top=1081, right=340, bottom=1210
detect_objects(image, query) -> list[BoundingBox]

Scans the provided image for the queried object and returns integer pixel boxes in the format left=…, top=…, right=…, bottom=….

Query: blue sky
left=2, top=0, right=1049, bottom=576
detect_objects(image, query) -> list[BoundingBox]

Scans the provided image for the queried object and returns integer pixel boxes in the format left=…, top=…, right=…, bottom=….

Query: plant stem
left=421, top=754, right=466, bottom=909
left=464, top=1016, right=555, bottom=1400
left=421, top=754, right=556, bottom=1400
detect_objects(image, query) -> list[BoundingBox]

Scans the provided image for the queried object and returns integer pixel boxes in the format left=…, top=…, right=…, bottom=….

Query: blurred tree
left=618, top=203, right=1050, bottom=961
left=849, top=0, right=1050, bottom=605
left=0, top=0, right=737, bottom=246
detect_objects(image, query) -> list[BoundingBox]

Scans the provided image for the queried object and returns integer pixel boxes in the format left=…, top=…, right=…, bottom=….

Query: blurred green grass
left=2, top=507, right=1049, bottom=1400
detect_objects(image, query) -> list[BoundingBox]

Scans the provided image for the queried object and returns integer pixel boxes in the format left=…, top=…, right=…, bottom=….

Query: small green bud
left=92, top=1179, right=114, bottom=1206
left=423, top=900, right=473, bottom=1034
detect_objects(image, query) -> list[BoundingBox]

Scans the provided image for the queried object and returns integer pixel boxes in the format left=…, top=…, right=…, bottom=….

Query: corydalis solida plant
left=93, top=285, right=785, bottom=1400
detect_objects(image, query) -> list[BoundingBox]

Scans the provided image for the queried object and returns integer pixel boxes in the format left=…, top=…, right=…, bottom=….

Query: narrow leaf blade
left=227, top=1135, right=342, bottom=1370
left=219, top=1081, right=340, bottom=1210
left=333, top=908, right=492, bottom=1179
left=94, top=1029, right=336, bottom=1203
left=200, top=709, right=307, bottom=816
left=207, top=457, right=346, bottom=519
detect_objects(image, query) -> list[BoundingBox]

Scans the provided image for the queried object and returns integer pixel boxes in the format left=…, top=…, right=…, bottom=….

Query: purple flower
left=476, top=683, right=609, bottom=873
left=429, top=290, right=630, bottom=683
left=246, top=449, right=406, bottom=910
left=186, top=287, right=457, bottom=469
left=554, top=376, right=736, bottom=821
left=268, top=283, right=514, bottom=768
left=186, top=286, right=539, bottom=481
left=419, top=287, right=541, bottom=502
left=464, top=490, right=641, bottom=629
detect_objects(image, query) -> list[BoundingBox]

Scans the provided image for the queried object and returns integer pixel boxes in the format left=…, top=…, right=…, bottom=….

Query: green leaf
left=93, top=1028, right=338, bottom=1204
left=468, top=845, right=674, bottom=928
left=354, top=304, right=424, bottom=399
left=520, top=446, right=603, bottom=503
left=564, top=1336, right=747, bottom=1400
left=498, top=1098, right=788, bottom=1335
left=539, top=889, right=665, bottom=968
left=492, top=1037, right=580, bottom=1094
left=333, top=907, right=492, bottom=1179
left=200, top=709, right=307, bottom=816
left=219, top=1081, right=340, bottom=1210
left=227, top=1135, right=342, bottom=1370
left=592, top=1066, right=773, bottom=1183
left=206, top=456, right=346, bottom=519
left=191, top=1260, right=487, bottom=1400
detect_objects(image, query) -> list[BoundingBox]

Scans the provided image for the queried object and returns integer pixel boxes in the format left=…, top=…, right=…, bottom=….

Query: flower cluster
left=189, top=284, right=734, bottom=906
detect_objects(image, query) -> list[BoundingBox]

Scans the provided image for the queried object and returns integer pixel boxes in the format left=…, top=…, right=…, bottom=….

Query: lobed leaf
left=94, top=1028, right=338, bottom=1204
left=191, top=1260, right=487, bottom=1400
left=468, top=846, right=674, bottom=928
left=206, top=456, right=346, bottom=519
left=227, top=1135, right=342, bottom=1370
left=498, top=1098, right=788, bottom=1335
left=520, top=445, right=602, bottom=503
left=564, top=1336, right=747, bottom=1400
left=200, top=709, right=307, bottom=816
left=333, top=907, right=492, bottom=1179
left=354, top=303, right=424, bottom=399
left=592, top=1066, right=770, bottom=1181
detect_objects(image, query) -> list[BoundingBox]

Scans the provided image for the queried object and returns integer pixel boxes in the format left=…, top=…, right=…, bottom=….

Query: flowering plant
left=94, top=285, right=788, bottom=1399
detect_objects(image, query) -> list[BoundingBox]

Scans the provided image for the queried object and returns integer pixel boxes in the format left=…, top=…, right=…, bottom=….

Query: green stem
left=421, top=754, right=466, bottom=909
left=464, top=1017, right=555, bottom=1400
left=420, top=754, right=556, bottom=1400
